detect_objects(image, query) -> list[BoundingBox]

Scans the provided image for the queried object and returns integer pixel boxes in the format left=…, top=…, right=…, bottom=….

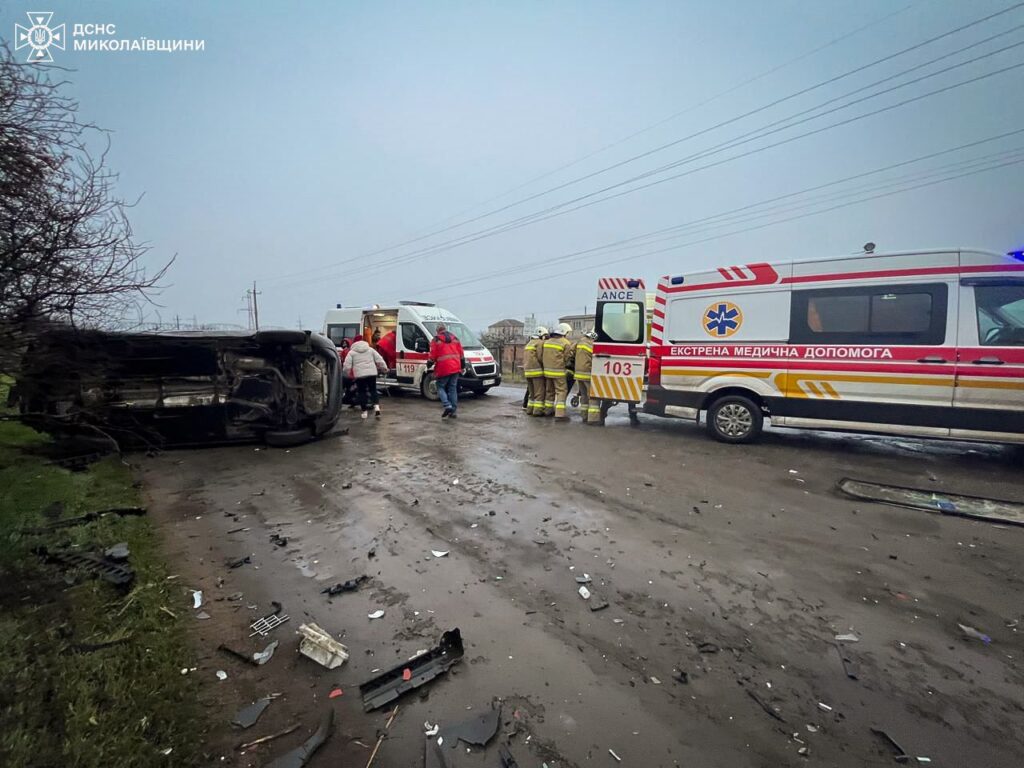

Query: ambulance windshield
left=423, top=322, right=484, bottom=349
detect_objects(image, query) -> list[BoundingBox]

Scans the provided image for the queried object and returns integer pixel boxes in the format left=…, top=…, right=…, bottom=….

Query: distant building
left=486, top=318, right=525, bottom=342
left=558, top=313, right=595, bottom=338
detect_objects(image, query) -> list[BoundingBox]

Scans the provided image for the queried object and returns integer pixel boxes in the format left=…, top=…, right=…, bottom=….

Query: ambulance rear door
left=592, top=278, right=647, bottom=402
left=395, top=308, right=431, bottom=385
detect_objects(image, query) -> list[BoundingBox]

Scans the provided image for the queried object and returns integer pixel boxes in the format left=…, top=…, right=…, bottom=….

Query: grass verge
left=0, top=420, right=201, bottom=767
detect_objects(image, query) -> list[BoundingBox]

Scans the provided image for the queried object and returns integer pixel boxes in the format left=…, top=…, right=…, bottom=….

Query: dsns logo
left=15, top=12, right=65, bottom=62
left=704, top=301, right=743, bottom=338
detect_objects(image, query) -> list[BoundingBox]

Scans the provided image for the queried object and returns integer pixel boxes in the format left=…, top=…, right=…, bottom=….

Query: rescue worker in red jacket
left=376, top=329, right=397, bottom=373
left=427, top=323, right=465, bottom=419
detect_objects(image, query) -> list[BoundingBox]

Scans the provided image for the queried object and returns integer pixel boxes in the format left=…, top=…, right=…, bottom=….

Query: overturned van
left=11, top=328, right=343, bottom=448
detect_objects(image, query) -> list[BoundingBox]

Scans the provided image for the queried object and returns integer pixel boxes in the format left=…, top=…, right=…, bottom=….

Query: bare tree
left=0, top=43, right=171, bottom=376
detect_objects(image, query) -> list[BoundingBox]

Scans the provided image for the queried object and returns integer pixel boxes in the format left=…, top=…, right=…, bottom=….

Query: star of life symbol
left=704, top=302, right=743, bottom=337
left=15, top=12, right=65, bottom=63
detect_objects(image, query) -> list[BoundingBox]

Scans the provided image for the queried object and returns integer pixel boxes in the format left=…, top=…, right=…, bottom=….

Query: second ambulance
left=591, top=248, right=1024, bottom=444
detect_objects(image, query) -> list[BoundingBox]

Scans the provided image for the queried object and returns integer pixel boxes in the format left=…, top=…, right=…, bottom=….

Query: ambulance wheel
left=420, top=373, right=440, bottom=401
left=707, top=395, right=762, bottom=443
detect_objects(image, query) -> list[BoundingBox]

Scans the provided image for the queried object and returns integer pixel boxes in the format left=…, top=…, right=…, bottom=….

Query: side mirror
left=415, top=339, right=429, bottom=353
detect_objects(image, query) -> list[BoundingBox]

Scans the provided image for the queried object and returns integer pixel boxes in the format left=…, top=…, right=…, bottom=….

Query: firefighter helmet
left=535, top=326, right=549, bottom=336
left=556, top=322, right=573, bottom=336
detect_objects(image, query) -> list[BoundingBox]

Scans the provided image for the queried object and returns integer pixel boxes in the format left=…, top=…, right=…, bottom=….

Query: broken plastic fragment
left=835, top=633, right=860, bottom=642
left=216, top=670, right=228, bottom=681
left=196, top=611, right=211, bottom=620
left=254, top=640, right=279, bottom=666
left=297, top=624, right=349, bottom=669
left=578, top=586, right=591, bottom=600
left=191, top=590, right=203, bottom=609
left=957, top=623, right=992, bottom=644
left=424, top=721, right=439, bottom=737
left=575, top=574, right=592, bottom=584
left=437, top=706, right=500, bottom=750
left=609, top=748, right=622, bottom=762
left=817, top=702, right=832, bottom=712
left=265, top=708, right=334, bottom=768
left=431, top=550, right=450, bottom=558
left=232, top=698, right=272, bottom=729
left=329, top=688, right=343, bottom=699
left=402, top=668, right=412, bottom=681
left=650, top=676, right=661, bottom=685
left=368, top=610, right=385, bottom=620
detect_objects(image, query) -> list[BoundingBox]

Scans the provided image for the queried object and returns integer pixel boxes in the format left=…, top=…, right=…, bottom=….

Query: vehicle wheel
left=420, top=373, right=440, bottom=401
left=476, top=387, right=492, bottom=396
left=254, top=330, right=308, bottom=345
left=264, top=427, right=314, bottom=447
left=706, top=395, right=763, bottom=443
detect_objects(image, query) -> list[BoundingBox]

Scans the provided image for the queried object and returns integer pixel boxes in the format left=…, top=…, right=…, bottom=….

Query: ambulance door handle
left=594, top=353, right=611, bottom=359
left=971, top=357, right=1004, bottom=365
left=916, top=356, right=947, bottom=363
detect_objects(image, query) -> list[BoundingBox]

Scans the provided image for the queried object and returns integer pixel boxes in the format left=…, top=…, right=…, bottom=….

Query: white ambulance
left=592, top=248, right=1024, bottom=443
left=322, top=301, right=500, bottom=398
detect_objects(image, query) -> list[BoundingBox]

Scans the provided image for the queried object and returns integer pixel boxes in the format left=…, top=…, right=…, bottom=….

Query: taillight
left=647, top=355, right=661, bottom=386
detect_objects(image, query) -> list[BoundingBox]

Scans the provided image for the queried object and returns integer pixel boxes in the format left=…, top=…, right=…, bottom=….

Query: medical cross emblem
left=15, top=12, right=65, bottom=63
left=704, top=301, right=743, bottom=338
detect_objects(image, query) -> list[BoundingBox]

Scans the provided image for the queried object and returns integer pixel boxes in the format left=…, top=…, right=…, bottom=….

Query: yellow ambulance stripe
left=804, top=381, right=824, bottom=398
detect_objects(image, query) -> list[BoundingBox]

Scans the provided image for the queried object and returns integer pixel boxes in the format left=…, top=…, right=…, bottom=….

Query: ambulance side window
left=597, top=302, right=643, bottom=343
left=327, top=324, right=359, bottom=345
left=401, top=322, right=429, bottom=352
left=791, top=284, right=947, bottom=345
left=974, top=283, right=1024, bottom=346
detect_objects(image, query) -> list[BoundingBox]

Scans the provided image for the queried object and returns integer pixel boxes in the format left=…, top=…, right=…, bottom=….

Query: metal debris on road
left=609, top=748, right=622, bottom=762
left=837, top=477, right=1024, bottom=526
left=957, top=623, right=992, bottom=645
left=359, top=629, right=464, bottom=711
left=232, top=698, right=272, bottom=729
left=818, top=702, right=833, bottom=712
left=250, top=609, right=290, bottom=637
left=265, top=708, right=334, bottom=768
left=297, top=623, right=350, bottom=669
left=368, top=609, right=385, bottom=620
left=237, top=723, right=300, bottom=751
left=321, top=575, right=368, bottom=596
left=34, top=547, right=136, bottom=587
left=870, top=728, right=910, bottom=763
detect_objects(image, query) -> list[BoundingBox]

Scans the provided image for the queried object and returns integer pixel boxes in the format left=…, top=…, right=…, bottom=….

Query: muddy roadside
left=143, top=389, right=1024, bottom=767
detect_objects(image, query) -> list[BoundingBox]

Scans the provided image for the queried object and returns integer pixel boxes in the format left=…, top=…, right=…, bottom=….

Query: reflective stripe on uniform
left=574, top=373, right=591, bottom=381
left=524, top=370, right=545, bottom=377
left=554, top=404, right=566, bottom=412
left=543, top=371, right=566, bottom=378
left=577, top=344, right=593, bottom=352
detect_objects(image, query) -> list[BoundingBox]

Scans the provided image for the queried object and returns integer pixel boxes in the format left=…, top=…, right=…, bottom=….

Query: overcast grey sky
left=5, top=1, right=1023, bottom=331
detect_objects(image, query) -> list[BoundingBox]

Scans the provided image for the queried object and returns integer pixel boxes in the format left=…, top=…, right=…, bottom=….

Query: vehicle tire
left=706, top=395, right=763, bottom=443
left=476, top=387, right=492, bottom=396
left=420, top=373, right=440, bottom=401
left=264, top=427, right=314, bottom=447
left=254, top=330, right=308, bottom=345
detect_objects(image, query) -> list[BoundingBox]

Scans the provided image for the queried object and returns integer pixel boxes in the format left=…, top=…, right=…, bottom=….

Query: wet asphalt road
left=143, top=386, right=1024, bottom=768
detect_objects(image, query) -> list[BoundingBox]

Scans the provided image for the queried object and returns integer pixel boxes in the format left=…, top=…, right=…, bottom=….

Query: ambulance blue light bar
left=626, top=279, right=641, bottom=288
left=1009, top=249, right=1024, bottom=261
left=670, top=276, right=685, bottom=285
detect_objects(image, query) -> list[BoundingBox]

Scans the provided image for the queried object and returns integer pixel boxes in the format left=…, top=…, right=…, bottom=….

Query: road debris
left=436, top=706, right=500, bottom=751
left=609, top=748, right=622, bottom=761
left=835, top=633, right=860, bottom=642
left=957, top=623, right=992, bottom=645
left=575, top=574, right=592, bottom=584
left=227, top=555, right=252, bottom=569
left=270, top=533, right=289, bottom=547
left=368, top=609, right=385, bottom=620
left=297, top=623, right=350, bottom=669
left=498, top=745, right=520, bottom=768
left=196, top=611, right=210, bottom=620
left=650, top=676, right=662, bottom=685
left=835, top=642, right=859, bottom=680
left=870, top=728, right=910, bottom=763
left=21, top=505, right=147, bottom=534
left=837, top=477, right=1024, bottom=526
left=746, top=688, right=786, bottom=723
left=329, top=688, right=343, bottom=699
left=431, top=550, right=450, bottom=558
left=321, top=575, right=368, bottom=596
left=254, top=640, right=279, bottom=665
left=250, top=607, right=290, bottom=637
left=589, top=593, right=609, bottom=611
left=216, top=670, right=228, bottom=681
left=673, top=669, right=689, bottom=684
left=697, top=641, right=720, bottom=654
left=192, top=590, right=203, bottom=609
left=424, top=721, right=439, bottom=737
left=818, top=702, right=833, bottom=712
left=34, top=547, right=135, bottom=587
left=366, top=705, right=400, bottom=768
left=578, top=586, right=591, bottom=600
left=359, top=629, right=464, bottom=711
left=232, top=698, right=272, bottom=729
left=103, top=542, right=130, bottom=561
left=265, top=708, right=334, bottom=768
left=238, top=723, right=301, bottom=751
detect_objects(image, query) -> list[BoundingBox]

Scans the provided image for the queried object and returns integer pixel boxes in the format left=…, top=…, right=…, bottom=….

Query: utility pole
left=244, top=290, right=253, bottom=329
left=252, top=281, right=261, bottom=330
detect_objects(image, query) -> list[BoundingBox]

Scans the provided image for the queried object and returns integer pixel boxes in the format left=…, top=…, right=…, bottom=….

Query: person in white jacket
left=342, top=340, right=387, bottom=419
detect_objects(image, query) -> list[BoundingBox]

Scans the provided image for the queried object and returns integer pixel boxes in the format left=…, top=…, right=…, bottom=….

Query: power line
left=287, top=52, right=1024, bottom=290
left=433, top=153, right=1024, bottom=305
left=262, top=1, right=1024, bottom=285
left=407, top=130, right=1024, bottom=295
